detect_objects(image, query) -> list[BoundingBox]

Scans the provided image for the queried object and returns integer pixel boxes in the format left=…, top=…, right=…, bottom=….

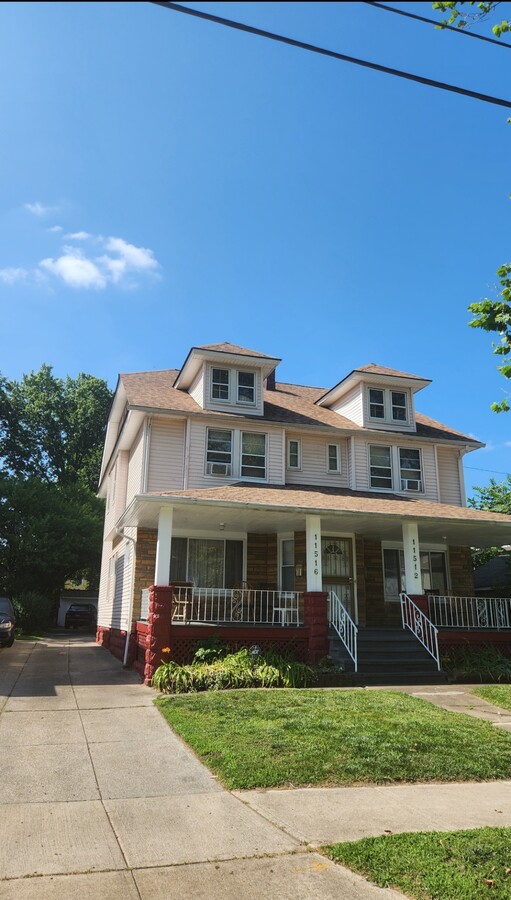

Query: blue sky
left=1, top=1, right=510, bottom=499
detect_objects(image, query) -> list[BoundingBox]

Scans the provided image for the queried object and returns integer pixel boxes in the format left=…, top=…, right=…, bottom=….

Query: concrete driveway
left=0, top=635, right=402, bottom=899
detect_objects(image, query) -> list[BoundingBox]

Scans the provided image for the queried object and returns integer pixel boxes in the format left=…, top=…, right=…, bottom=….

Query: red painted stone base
left=303, top=591, right=329, bottom=663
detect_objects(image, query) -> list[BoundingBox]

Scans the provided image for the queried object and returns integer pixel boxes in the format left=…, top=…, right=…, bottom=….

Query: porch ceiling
left=116, top=484, right=511, bottom=548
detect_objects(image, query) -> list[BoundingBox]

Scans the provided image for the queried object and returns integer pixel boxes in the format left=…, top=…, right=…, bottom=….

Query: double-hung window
left=237, top=371, right=255, bottom=404
left=287, top=439, right=301, bottom=469
left=327, top=443, right=341, bottom=473
left=211, top=368, right=229, bottom=401
left=206, top=429, right=232, bottom=475
left=369, top=445, right=423, bottom=492
left=368, top=387, right=409, bottom=424
left=399, top=448, right=422, bottom=491
left=369, top=445, right=392, bottom=489
left=241, top=432, right=266, bottom=479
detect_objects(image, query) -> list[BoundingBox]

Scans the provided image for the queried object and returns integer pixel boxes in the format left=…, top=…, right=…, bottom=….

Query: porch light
left=295, top=563, right=303, bottom=578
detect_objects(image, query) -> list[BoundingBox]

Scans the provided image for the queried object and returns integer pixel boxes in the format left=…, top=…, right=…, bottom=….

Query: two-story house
left=96, top=342, right=511, bottom=683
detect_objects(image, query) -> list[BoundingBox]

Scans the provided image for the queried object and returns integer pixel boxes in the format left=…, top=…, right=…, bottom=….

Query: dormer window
left=211, top=368, right=230, bottom=400
left=237, top=371, right=255, bottom=404
left=209, top=366, right=257, bottom=407
left=368, top=387, right=409, bottom=425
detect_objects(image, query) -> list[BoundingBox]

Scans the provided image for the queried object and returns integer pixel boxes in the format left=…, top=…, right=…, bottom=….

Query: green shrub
left=152, top=647, right=317, bottom=694
left=192, top=637, right=228, bottom=664
left=12, top=591, right=53, bottom=634
left=441, top=644, right=511, bottom=682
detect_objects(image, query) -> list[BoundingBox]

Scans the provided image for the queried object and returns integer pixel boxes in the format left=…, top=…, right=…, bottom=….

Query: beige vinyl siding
left=437, top=447, right=463, bottom=506
left=97, top=540, right=113, bottom=627
left=285, top=434, right=349, bottom=487
left=147, top=417, right=185, bottom=491
left=103, top=451, right=129, bottom=538
left=187, top=418, right=284, bottom=487
left=126, top=424, right=145, bottom=505
left=353, top=437, right=370, bottom=490
left=421, top=444, right=439, bottom=501
left=190, top=370, right=204, bottom=407
left=331, top=385, right=364, bottom=425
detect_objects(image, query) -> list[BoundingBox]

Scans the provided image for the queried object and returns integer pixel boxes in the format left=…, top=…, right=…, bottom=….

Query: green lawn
left=324, top=828, right=511, bottom=900
left=473, top=685, right=511, bottom=711
left=155, top=688, right=511, bottom=789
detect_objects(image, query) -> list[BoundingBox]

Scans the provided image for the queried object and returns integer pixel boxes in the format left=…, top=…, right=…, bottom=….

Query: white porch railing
left=400, top=592, right=440, bottom=670
left=428, top=595, right=511, bottom=630
left=170, top=587, right=302, bottom=626
left=328, top=591, right=358, bottom=671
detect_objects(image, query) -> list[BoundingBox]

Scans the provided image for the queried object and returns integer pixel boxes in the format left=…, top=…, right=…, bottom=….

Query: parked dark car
left=64, top=603, right=97, bottom=630
left=0, top=597, right=16, bottom=648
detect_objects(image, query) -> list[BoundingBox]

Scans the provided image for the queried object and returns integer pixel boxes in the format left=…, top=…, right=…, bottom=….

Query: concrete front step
left=329, top=625, right=446, bottom=684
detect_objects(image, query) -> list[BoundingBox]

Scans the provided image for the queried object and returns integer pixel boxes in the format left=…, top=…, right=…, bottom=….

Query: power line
left=363, top=1, right=511, bottom=51
left=150, top=2, right=511, bottom=109
left=465, top=466, right=511, bottom=477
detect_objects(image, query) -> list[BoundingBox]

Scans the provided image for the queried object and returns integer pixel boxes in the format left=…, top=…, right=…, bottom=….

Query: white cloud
left=47, top=225, right=63, bottom=233
left=25, top=201, right=58, bottom=217
left=64, top=231, right=91, bottom=241
left=40, top=249, right=107, bottom=290
left=105, top=236, right=159, bottom=272
left=0, top=267, right=28, bottom=284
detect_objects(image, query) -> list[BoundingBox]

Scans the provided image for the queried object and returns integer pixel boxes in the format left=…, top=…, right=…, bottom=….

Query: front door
left=322, top=537, right=355, bottom=618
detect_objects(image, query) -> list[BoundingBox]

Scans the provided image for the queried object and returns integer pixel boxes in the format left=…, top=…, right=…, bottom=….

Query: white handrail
left=400, top=592, right=440, bottom=670
left=428, top=595, right=511, bottom=630
left=328, top=591, right=358, bottom=672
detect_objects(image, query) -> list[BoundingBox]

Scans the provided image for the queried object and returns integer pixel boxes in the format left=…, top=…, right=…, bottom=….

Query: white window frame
left=287, top=438, right=301, bottom=470
left=205, top=428, right=267, bottom=481
left=326, top=443, right=341, bottom=473
left=237, top=370, right=256, bottom=405
left=211, top=367, right=230, bottom=402
left=367, top=386, right=409, bottom=425
left=206, top=428, right=233, bottom=476
left=240, top=431, right=267, bottom=480
left=209, top=366, right=257, bottom=408
left=368, top=444, right=424, bottom=493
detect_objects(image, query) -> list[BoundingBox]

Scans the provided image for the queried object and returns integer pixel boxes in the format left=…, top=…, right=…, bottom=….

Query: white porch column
left=154, top=506, right=173, bottom=586
left=402, top=521, right=423, bottom=595
left=305, top=515, right=322, bottom=591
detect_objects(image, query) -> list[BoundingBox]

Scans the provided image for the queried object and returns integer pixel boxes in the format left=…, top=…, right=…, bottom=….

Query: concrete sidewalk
left=1, top=637, right=510, bottom=899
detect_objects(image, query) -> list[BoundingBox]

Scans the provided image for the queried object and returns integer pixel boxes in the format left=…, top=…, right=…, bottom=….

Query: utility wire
left=150, top=1, right=511, bottom=109
left=465, top=466, right=511, bottom=476
left=363, top=1, right=511, bottom=51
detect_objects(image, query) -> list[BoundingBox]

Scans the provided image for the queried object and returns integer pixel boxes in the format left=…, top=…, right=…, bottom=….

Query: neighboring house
left=96, top=343, right=511, bottom=682
left=475, top=553, right=511, bottom=598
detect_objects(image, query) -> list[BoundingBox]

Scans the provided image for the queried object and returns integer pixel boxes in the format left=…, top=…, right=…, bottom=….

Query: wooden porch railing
left=428, top=595, right=511, bottom=630
left=400, top=592, right=440, bottom=670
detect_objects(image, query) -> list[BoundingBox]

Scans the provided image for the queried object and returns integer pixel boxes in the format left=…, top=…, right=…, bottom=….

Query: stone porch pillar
left=144, top=584, right=173, bottom=685
left=303, top=591, right=329, bottom=663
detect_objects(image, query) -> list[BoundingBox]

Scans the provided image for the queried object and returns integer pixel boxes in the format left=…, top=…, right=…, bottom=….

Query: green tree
left=0, top=365, right=112, bottom=491
left=468, top=476, right=511, bottom=567
left=0, top=367, right=112, bottom=606
left=433, top=2, right=511, bottom=410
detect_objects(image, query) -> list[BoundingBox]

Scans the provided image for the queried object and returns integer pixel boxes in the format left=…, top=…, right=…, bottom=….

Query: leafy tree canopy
left=0, top=366, right=112, bottom=603
left=468, top=476, right=511, bottom=566
left=433, top=1, right=511, bottom=410
left=0, top=365, right=112, bottom=491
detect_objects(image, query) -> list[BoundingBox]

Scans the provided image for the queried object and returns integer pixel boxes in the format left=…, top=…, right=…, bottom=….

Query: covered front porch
left=109, top=484, right=511, bottom=682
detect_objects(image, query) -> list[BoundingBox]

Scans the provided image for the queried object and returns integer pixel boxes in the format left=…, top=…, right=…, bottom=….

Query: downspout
left=116, top=526, right=138, bottom=667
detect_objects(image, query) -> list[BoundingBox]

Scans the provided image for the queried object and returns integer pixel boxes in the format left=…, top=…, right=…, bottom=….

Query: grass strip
left=324, top=827, right=511, bottom=900
left=155, top=688, right=511, bottom=789
left=473, top=685, right=511, bottom=711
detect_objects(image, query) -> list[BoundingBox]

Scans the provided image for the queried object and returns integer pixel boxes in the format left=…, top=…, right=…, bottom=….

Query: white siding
left=187, top=418, right=284, bottom=487
left=147, top=417, right=185, bottom=491
left=285, top=434, right=349, bottom=487
left=97, top=539, right=113, bottom=627
left=332, top=385, right=364, bottom=425
left=126, top=424, right=145, bottom=506
left=190, top=370, right=204, bottom=407
left=437, top=447, right=463, bottom=506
